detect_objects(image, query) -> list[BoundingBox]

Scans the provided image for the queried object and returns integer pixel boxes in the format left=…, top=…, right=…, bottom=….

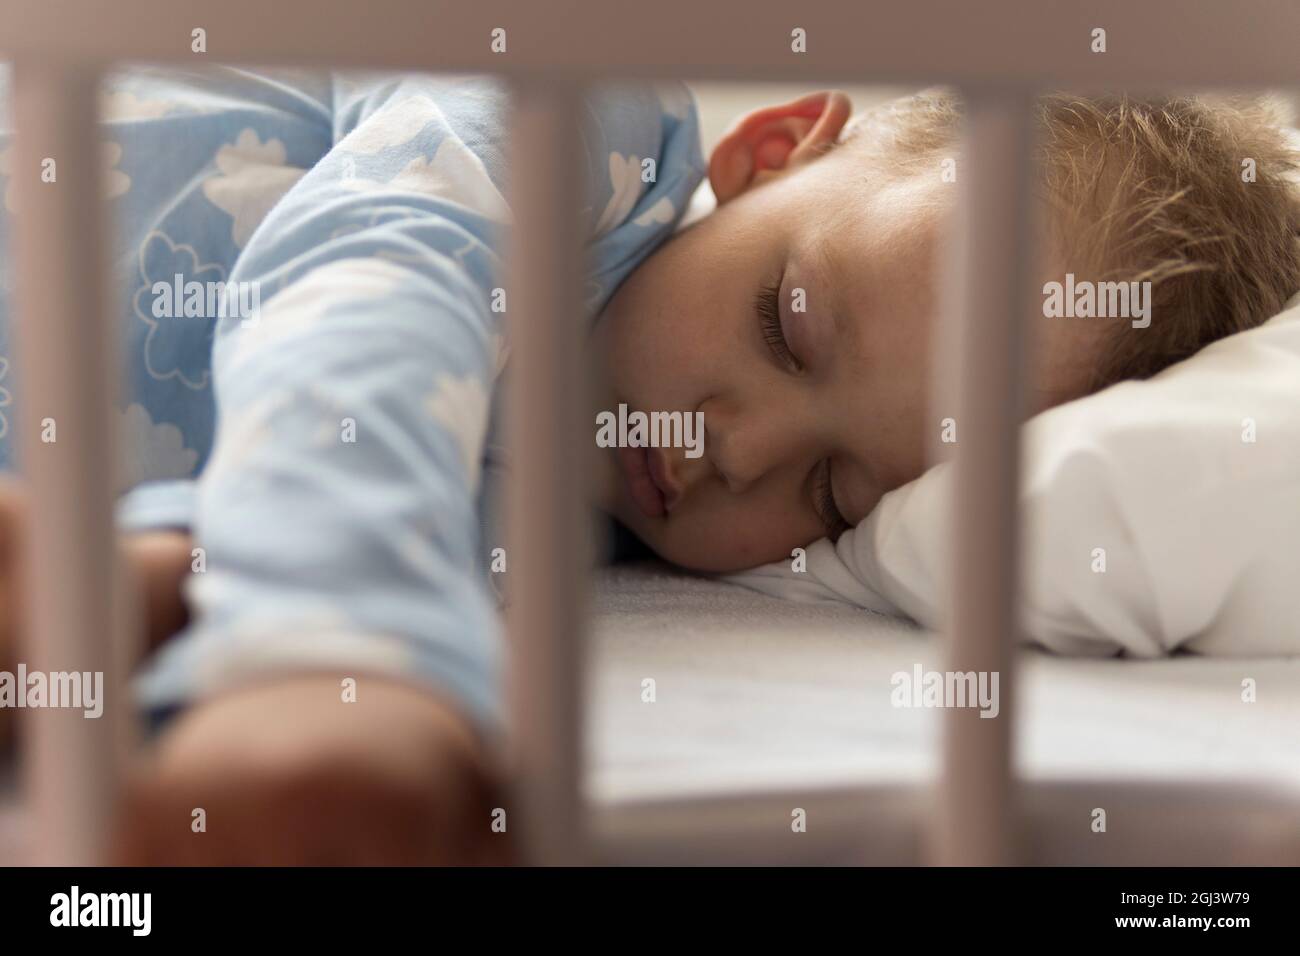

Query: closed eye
left=756, top=279, right=802, bottom=372
left=814, top=458, right=851, bottom=539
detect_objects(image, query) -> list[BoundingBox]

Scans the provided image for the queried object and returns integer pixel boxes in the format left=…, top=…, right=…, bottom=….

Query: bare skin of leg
left=1, top=481, right=515, bottom=864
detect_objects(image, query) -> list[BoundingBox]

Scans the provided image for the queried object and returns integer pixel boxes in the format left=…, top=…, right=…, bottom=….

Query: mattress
left=586, top=562, right=1300, bottom=804
left=4, top=560, right=1297, bottom=863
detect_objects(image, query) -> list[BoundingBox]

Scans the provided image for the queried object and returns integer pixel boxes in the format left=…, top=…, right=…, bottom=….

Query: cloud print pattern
left=107, top=70, right=706, bottom=740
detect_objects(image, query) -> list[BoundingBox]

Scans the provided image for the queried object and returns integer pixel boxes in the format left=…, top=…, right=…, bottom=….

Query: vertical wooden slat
left=10, top=60, right=134, bottom=865
left=931, top=90, right=1035, bottom=866
left=504, top=79, right=589, bottom=865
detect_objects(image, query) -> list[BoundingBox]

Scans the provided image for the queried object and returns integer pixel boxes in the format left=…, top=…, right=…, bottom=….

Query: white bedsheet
left=587, top=563, right=1300, bottom=804
left=3, top=562, right=1294, bottom=862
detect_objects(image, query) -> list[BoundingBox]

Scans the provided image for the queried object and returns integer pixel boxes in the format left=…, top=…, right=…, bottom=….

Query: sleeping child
left=0, top=68, right=1296, bottom=862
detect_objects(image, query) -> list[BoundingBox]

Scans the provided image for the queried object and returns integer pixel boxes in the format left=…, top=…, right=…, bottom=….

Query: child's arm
left=116, top=75, right=703, bottom=861
left=1, top=476, right=509, bottom=862
left=116, top=77, right=515, bottom=862
left=137, top=75, right=511, bottom=736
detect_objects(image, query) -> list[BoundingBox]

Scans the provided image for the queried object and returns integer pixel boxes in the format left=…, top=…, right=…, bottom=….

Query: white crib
left=1, top=0, right=1298, bottom=866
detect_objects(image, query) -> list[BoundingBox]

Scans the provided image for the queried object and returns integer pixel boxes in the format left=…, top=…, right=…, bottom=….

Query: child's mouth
left=618, top=445, right=667, bottom=518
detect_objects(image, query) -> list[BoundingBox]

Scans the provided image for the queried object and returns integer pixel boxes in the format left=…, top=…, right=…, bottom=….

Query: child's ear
left=708, top=90, right=852, bottom=204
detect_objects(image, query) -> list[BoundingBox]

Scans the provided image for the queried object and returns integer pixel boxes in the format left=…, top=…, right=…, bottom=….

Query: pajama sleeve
left=136, top=75, right=512, bottom=737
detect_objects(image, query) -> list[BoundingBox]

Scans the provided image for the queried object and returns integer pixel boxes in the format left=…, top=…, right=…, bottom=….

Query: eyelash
left=815, top=459, right=851, bottom=539
left=756, top=280, right=802, bottom=372
left=756, top=283, right=846, bottom=536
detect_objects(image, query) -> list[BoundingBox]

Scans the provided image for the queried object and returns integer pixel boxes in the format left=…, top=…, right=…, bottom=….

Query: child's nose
left=694, top=396, right=810, bottom=495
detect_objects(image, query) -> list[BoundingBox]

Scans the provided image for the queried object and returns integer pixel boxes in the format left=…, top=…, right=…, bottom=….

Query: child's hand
left=113, top=674, right=513, bottom=865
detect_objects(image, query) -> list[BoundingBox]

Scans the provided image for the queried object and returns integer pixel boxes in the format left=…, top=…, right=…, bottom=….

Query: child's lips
left=618, top=445, right=674, bottom=518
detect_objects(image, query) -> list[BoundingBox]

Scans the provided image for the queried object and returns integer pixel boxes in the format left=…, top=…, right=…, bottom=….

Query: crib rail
left=503, top=80, right=589, bottom=864
left=2, top=0, right=1297, bottom=866
left=8, top=60, right=133, bottom=868
left=2, top=0, right=1299, bottom=87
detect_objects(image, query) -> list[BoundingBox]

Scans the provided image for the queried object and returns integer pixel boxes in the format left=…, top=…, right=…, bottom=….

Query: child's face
left=590, top=91, right=1098, bottom=572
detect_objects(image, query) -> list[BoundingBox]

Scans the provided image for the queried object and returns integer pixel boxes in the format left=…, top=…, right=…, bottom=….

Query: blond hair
left=844, top=89, right=1300, bottom=391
